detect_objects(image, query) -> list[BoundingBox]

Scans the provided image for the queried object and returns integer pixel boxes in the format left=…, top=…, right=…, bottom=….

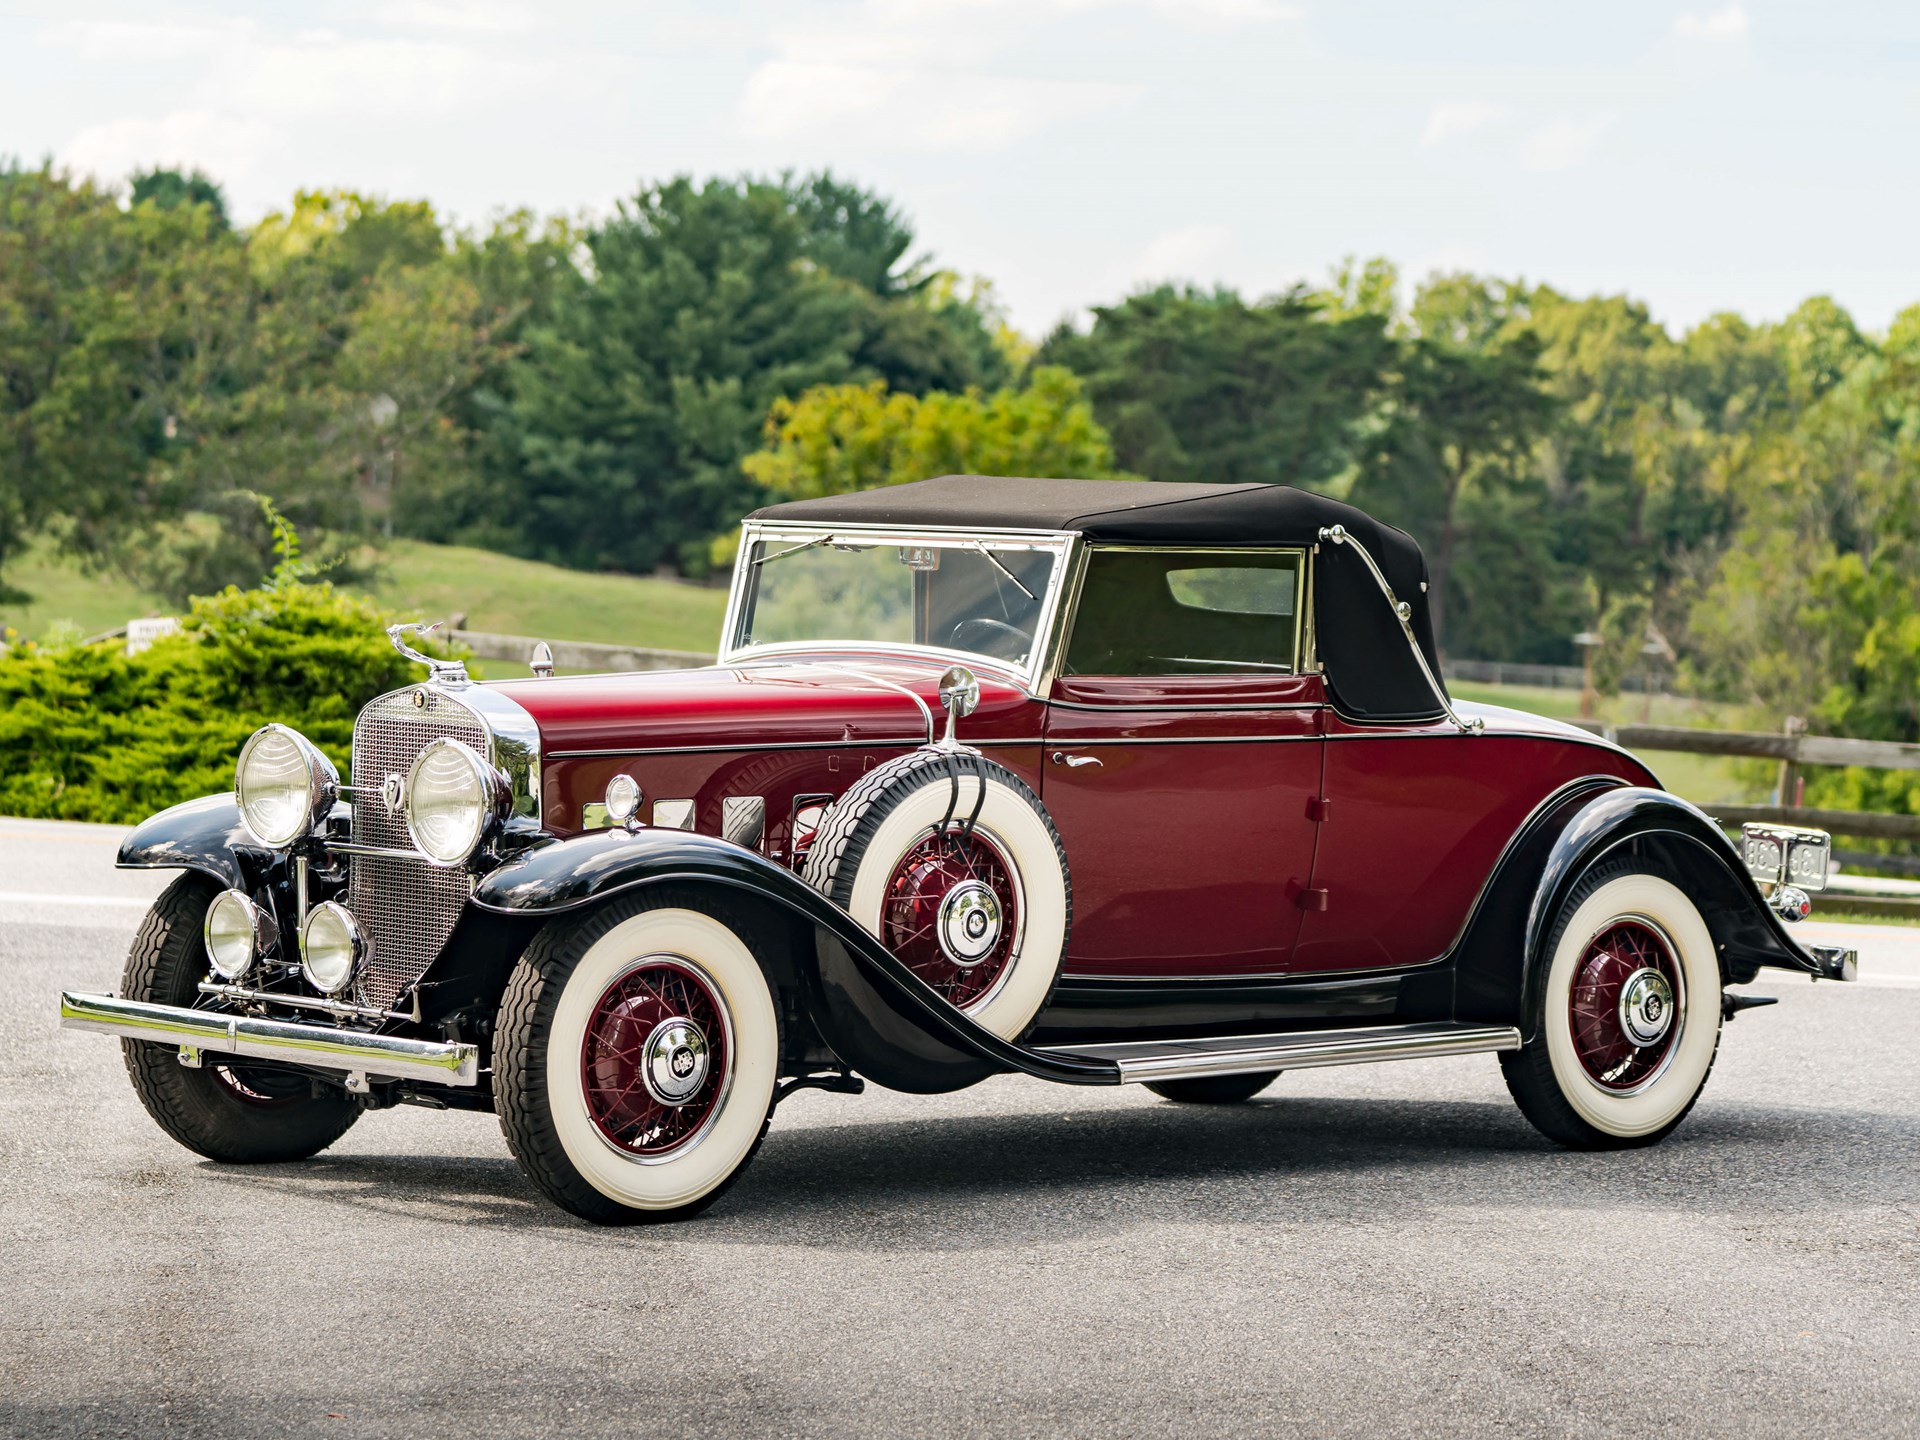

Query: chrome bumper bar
left=58, top=991, right=480, bottom=1087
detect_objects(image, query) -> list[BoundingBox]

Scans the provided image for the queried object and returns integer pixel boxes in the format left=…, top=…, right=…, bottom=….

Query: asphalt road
left=3, top=818, right=1916, bottom=1439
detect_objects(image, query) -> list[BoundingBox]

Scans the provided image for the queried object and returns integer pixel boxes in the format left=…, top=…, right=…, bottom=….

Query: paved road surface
left=2, top=818, right=1916, bottom=1438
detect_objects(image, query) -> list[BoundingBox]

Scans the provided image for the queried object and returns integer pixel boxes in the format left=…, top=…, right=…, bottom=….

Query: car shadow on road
left=189, top=1089, right=1920, bottom=1247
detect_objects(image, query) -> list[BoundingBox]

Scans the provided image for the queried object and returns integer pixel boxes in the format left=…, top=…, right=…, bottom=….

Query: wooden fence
left=1570, top=718, right=1920, bottom=912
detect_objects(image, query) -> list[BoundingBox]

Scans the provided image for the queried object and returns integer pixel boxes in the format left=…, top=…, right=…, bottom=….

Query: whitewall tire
left=1502, top=864, right=1723, bottom=1149
left=495, top=890, right=780, bottom=1224
left=804, top=750, right=1070, bottom=1042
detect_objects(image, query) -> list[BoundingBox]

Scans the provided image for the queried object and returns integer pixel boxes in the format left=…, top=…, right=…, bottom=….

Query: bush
left=0, top=581, right=433, bottom=823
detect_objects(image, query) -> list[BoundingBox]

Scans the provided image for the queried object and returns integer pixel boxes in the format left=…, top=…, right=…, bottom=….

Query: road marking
left=0, top=891, right=152, bottom=908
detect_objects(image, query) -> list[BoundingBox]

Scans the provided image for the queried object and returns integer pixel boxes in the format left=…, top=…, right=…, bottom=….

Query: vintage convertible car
left=60, top=476, right=1858, bottom=1224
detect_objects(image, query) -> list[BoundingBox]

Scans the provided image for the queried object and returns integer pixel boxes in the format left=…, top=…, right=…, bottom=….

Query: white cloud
left=1421, top=100, right=1504, bottom=149
left=738, top=0, right=1166, bottom=152
left=43, top=18, right=551, bottom=124
left=59, top=108, right=281, bottom=192
left=378, top=2, right=538, bottom=34
left=1674, top=5, right=1748, bottom=41
left=1123, top=222, right=1234, bottom=286
left=1525, top=113, right=1615, bottom=171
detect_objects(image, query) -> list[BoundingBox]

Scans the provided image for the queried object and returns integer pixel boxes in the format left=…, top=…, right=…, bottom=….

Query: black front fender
left=116, top=794, right=259, bottom=890
left=1456, top=784, right=1828, bottom=1039
left=471, top=829, right=1116, bottom=1092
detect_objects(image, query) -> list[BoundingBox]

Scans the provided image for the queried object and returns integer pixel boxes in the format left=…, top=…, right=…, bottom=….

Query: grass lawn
left=0, top=539, right=729, bottom=656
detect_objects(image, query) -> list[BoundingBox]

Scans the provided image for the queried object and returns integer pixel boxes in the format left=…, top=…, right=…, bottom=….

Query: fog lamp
left=203, top=889, right=271, bottom=981
left=299, top=901, right=364, bottom=996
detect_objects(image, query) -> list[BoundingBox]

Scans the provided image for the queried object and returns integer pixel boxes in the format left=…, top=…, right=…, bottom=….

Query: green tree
left=1036, top=284, right=1395, bottom=491
left=742, top=366, right=1120, bottom=504
left=129, top=167, right=230, bottom=231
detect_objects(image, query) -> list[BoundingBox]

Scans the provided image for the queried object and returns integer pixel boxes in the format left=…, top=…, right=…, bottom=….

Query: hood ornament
left=386, top=621, right=470, bottom=686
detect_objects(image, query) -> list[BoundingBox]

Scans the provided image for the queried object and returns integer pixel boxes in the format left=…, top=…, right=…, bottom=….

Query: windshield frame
left=719, top=521, right=1080, bottom=692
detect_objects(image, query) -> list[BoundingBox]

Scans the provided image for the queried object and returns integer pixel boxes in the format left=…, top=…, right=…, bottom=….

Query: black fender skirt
left=472, top=828, right=1120, bottom=1092
left=1453, top=782, right=1829, bottom=1039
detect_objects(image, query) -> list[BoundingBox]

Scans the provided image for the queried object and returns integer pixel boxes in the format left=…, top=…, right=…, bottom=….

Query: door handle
left=1050, top=751, right=1103, bottom=769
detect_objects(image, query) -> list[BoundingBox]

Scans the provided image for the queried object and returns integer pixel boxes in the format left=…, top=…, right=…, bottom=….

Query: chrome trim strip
left=548, top=737, right=930, bottom=760
left=323, top=840, right=439, bottom=863
left=58, top=990, right=479, bottom=1086
left=1047, top=699, right=1321, bottom=713
left=1040, top=1021, right=1521, bottom=1083
left=1316, top=524, right=1480, bottom=735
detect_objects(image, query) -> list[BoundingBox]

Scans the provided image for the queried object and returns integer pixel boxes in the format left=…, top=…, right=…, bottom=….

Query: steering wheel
left=947, top=617, right=1031, bottom=660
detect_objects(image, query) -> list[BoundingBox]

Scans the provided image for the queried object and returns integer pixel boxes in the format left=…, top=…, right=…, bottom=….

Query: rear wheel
left=494, top=889, right=781, bottom=1225
left=120, top=874, right=359, bottom=1164
left=1501, top=864, right=1723, bottom=1150
left=1145, top=1071, right=1281, bottom=1105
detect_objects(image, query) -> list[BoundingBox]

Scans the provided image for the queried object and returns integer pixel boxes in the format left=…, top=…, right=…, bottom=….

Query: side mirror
left=937, top=664, right=980, bottom=746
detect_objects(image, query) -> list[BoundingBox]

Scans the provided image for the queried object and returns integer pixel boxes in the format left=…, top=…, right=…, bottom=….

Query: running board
left=1037, top=1022, right=1522, bottom=1085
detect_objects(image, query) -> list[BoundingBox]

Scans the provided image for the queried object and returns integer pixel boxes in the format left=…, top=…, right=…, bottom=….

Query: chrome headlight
left=203, top=889, right=271, bottom=981
left=235, top=724, right=338, bottom=848
left=299, top=901, right=363, bottom=995
left=405, top=737, right=509, bottom=866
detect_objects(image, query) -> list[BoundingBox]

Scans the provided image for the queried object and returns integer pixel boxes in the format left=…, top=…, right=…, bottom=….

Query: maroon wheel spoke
left=580, top=959, right=729, bottom=1158
left=879, top=828, right=1020, bottom=1009
left=1567, top=919, right=1682, bottom=1091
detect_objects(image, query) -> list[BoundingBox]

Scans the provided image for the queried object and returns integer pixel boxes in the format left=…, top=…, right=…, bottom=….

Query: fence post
left=1776, top=715, right=1807, bottom=808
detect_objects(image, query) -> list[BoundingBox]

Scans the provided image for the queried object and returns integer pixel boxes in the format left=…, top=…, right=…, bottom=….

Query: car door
left=1039, top=547, right=1324, bottom=979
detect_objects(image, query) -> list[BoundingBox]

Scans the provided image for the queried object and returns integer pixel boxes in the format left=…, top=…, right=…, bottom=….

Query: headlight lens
left=235, top=724, right=337, bottom=848
left=406, top=737, right=506, bottom=865
left=203, top=889, right=268, bottom=981
left=299, top=901, right=363, bottom=995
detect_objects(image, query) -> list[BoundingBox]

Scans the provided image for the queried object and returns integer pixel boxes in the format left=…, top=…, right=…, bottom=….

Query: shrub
left=0, top=581, right=434, bottom=823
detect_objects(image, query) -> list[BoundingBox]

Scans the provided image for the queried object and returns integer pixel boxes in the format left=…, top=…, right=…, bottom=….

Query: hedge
left=0, top=581, right=434, bottom=824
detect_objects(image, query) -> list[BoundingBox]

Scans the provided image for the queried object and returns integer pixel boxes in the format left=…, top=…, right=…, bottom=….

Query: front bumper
left=58, top=991, right=480, bottom=1086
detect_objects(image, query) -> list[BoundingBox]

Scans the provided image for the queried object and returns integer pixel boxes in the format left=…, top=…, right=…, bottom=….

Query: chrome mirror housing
left=937, top=664, right=980, bottom=747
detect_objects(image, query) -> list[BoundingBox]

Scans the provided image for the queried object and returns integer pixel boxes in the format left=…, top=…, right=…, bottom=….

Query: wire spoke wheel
left=1567, top=918, right=1684, bottom=1093
left=881, top=828, right=1022, bottom=1009
left=580, top=958, right=731, bottom=1160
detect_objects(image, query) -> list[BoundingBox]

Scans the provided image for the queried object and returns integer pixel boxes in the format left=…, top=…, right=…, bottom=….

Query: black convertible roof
left=749, top=475, right=1447, bottom=723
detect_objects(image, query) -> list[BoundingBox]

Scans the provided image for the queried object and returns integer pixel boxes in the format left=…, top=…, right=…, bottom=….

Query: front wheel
left=494, top=889, right=781, bottom=1225
left=1501, top=864, right=1723, bottom=1150
left=121, top=874, right=360, bottom=1164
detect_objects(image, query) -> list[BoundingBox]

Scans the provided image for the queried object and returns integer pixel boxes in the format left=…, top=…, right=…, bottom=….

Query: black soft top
left=749, top=475, right=1445, bottom=723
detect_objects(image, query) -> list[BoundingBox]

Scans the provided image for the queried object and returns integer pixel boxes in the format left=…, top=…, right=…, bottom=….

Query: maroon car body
left=65, top=475, right=1857, bottom=1224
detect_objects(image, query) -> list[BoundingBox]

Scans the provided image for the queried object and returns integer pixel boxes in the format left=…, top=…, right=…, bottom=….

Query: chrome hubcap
left=937, top=880, right=1003, bottom=968
left=1617, top=967, right=1676, bottom=1048
left=640, top=1017, right=711, bottom=1106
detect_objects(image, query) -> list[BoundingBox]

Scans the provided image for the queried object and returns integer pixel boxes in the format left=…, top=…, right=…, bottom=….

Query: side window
left=1064, top=550, right=1302, bottom=676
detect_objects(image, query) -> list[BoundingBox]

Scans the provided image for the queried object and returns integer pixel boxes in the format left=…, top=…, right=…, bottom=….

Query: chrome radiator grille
left=349, top=689, right=486, bottom=1011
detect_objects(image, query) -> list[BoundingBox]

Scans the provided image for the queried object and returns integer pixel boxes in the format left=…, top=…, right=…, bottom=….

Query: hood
left=485, top=657, right=1037, bottom=755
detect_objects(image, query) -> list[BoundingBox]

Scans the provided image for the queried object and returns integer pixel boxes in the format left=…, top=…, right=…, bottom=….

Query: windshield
left=733, top=533, right=1065, bottom=671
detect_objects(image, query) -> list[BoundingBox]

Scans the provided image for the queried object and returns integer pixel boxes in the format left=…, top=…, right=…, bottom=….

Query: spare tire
left=803, top=749, right=1071, bottom=1041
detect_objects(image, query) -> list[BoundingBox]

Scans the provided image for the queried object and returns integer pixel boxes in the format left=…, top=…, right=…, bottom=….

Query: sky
left=3, top=0, right=1917, bottom=340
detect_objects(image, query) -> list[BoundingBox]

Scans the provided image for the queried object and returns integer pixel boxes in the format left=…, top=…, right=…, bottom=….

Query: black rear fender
left=1456, top=784, right=1823, bottom=1040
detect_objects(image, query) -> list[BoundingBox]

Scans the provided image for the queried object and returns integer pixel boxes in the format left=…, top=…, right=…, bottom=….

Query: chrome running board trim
left=58, top=991, right=479, bottom=1086
left=1038, top=1021, right=1522, bottom=1084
